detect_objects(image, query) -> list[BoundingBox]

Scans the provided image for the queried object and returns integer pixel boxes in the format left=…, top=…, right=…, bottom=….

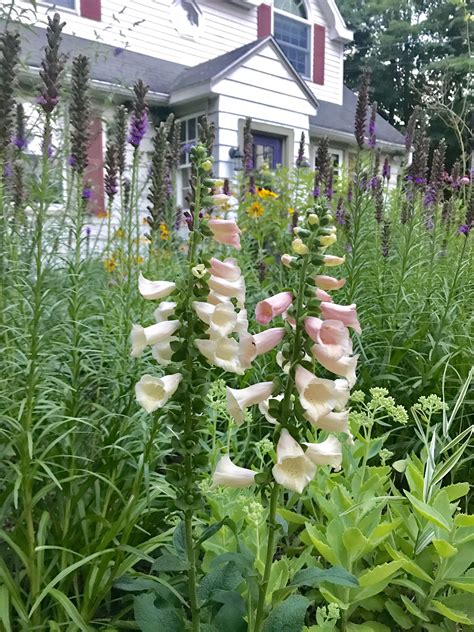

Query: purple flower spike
left=13, top=136, right=27, bottom=151
left=313, top=186, right=320, bottom=198
left=458, top=224, right=470, bottom=235
left=82, top=186, right=93, bottom=200
left=128, top=111, right=148, bottom=148
left=4, top=162, right=13, bottom=178
left=68, top=154, right=78, bottom=167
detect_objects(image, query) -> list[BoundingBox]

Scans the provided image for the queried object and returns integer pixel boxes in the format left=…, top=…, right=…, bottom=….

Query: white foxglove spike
left=304, top=435, right=343, bottom=470
left=295, top=365, right=350, bottom=424
left=208, top=275, right=246, bottom=308
left=212, top=455, right=256, bottom=488
left=195, top=336, right=244, bottom=374
left=135, top=373, right=182, bottom=413
left=154, top=301, right=177, bottom=323
left=226, top=381, right=274, bottom=425
left=138, top=272, right=176, bottom=300
left=272, top=429, right=316, bottom=494
left=130, top=320, right=180, bottom=357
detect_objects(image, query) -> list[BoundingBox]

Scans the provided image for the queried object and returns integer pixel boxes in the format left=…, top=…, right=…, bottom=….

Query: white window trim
left=176, top=112, right=205, bottom=208
left=328, top=147, right=344, bottom=178
left=273, top=3, right=313, bottom=80
left=38, top=0, right=79, bottom=15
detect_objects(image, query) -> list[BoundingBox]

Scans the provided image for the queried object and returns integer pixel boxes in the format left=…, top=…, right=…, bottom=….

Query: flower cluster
left=213, top=201, right=360, bottom=494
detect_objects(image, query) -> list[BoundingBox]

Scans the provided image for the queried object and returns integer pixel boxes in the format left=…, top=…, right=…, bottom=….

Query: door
left=252, top=133, right=283, bottom=169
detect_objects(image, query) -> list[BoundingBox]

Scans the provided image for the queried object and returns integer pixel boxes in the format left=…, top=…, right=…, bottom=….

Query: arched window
left=274, top=0, right=311, bottom=77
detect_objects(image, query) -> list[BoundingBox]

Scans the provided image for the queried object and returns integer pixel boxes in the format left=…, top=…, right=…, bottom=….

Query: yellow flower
left=134, top=255, right=144, bottom=265
left=287, top=207, right=295, bottom=216
left=114, top=228, right=125, bottom=239
left=247, top=201, right=264, bottom=218
left=320, top=234, right=337, bottom=247
left=103, top=257, right=117, bottom=273
left=97, top=210, right=110, bottom=219
left=257, top=188, right=278, bottom=200
left=292, top=238, right=309, bottom=255
left=159, top=223, right=170, bottom=240
left=308, top=213, right=319, bottom=225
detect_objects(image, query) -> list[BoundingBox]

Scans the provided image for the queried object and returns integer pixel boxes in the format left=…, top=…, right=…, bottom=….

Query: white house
left=13, top=0, right=405, bottom=212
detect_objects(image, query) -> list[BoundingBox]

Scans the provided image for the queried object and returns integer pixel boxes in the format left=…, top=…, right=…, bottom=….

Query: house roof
left=169, top=36, right=319, bottom=110
left=311, top=87, right=405, bottom=149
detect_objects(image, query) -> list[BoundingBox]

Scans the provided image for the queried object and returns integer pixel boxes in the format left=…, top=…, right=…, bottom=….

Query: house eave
left=310, top=124, right=405, bottom=153
left=319, top=0, right=354, bottom=43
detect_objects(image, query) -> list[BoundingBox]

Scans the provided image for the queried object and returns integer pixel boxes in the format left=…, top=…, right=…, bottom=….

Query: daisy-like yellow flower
left=103, top=257, right=117, bottom=272
left=287, top=207, right=295, bottom=216
left=134, top=255, right=145, bottom=265
left=114, top=228, right=125, bottom=239
left=257, top=187, right=278, bottom=200
left=97, top=210, right=110, bottom=219
left=159, top=223, right=170, bottom=240
left=247, top=201, right=264, bottom=218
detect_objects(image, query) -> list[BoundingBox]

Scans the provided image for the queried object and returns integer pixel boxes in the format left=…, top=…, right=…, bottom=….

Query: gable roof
left=311, top=87, right=405, bottom=148
left=169, top=36, right=319, bottom=109
left=318, top=0, right=353, bottom=43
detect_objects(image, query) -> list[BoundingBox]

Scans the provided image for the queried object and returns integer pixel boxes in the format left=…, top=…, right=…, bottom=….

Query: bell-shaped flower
left=154, top=301, right=177, bottom=323
left=196, top=335, right=243, bottom=374
left=281, top=254, right=296, bottom=267
left=313, top=345, right=358, bottom=387
left=295, top=365, right=350, bottom=423
left=320, top=302, right=361, bottom=334
left=208, top=275, right=246, bottom=308
left=323, top=254, right=345, bottom=267
left=130, top=320, right=180, bottom=357
left=272, top=429, right=316, bottom=494
left=292, top=238, right=309, bottom=255
left=135, top=373, right=182, bottom=413
left=138, top=272, right=176, bottom=300
left=210, top=193, right=231, bottom=208
left=253, top=327, right=285, bottom=355
left=304, top=435, right=343, bottom=470
left=151, top=336, right=179, bottom=365
left=319, top=320, right=353, bottom=356
left=207, top=290, right=232, bottom=306
left=212, top=455, right=256, bottom=488
left=226, top=381, right=274, bottom=425
left=259, top=393, right=284, bottom=423
left=312, top=410, right=352, bottom=440
left=316, top=288, right=333, bottom=303
left=238, top=332, right=257, bottom=370
left=315, top=275, right=346, bottom=291
left=236, top=308, right=249, bottom=334
left=208, top=219, right=241, bottom=250
left=208, top=257, right=241, bottom=281
left=304, top=317, right=323, bottom=342
left=255, top=291, right=293, bottom=325
left=193, top=301, right=238, bottom=337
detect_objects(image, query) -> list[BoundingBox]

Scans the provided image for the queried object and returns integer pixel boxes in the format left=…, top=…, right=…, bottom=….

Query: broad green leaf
left=346, top=623, right=390, bottom=632
left=291, top=566, right=358, bottom=588
left=400, top=595, right=429, bottom=621
left=385, top=598, right=413, bottom=629
left=213, top=591, right=247, bottom=632
left=391, top=578, right=427, bottom=598
left=133, top=594, right=183, bottom=632
left=429, top=599, right=472, bottom=624
left=358, top=561, right=402, bottom=588
left=267, top=559, right=290, bottom=600
left=173, top=522, right=186, bottom=558
left=278, top=508, right=307, bottom=525
left=455, top=514, right=474, bottom=527
left=370, top=519, right=402, bottom=544
left=446, top=576, right=474, bottom=593
left=198, top=562, right=242, bottom=602
left=342, top=527, right=370, bottom=562
left=152, top=553, right=188, bottom=572
left=432, top=539, right=457, bottom=558
left=443, top=482, right=470, bottom=501
left=305, top=524, right=339, bottom=566
left=405, top=492, right=450, bottom=531
left=385, top=544, right=433, bottom=584
left=263, top=595, right=310, bottom=632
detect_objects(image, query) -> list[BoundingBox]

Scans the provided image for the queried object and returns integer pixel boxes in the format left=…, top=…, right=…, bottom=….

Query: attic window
left=170, top=0, right=203, bottom=40
left=274, top=1, right=310, bottom=77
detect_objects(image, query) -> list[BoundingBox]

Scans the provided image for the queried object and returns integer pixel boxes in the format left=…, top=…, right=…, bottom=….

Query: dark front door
left=252, top=133, right=283, bottom=169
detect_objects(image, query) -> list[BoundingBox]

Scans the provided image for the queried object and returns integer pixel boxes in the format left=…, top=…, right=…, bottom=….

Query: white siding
left=212, top=45, right=315, bottom=178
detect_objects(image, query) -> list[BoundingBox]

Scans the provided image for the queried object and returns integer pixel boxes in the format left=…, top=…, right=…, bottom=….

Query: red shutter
left=80, top=0, right=101, bottom=21
left=85, top=116, right=104, bottom=215
left=257, top=3, right=272, bottom=38
left=313, top=24, right=325, bottom=85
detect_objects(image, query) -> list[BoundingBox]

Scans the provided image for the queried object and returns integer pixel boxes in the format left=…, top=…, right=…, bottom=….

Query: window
left=178, top=115, right=200, bottom=206
left=274, top=0, right=310, bottom=77
left=42, top=0, right=76, bottom=9
left=170, top=0, right=202, bottom=40
left=329, top=150, right=343, bottom=178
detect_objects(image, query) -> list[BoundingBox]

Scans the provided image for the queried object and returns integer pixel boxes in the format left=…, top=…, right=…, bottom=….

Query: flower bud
left=319, top=234, right=337, bottom=247
left=292, top=238, right=309, bottom=255
left=308, top=213, right=319, bottom=225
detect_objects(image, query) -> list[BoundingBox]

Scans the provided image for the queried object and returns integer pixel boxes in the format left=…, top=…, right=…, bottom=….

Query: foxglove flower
left=193, top=301, right=238, bottom=337
left=272, top=429, right=316, bottom=494
left=135, top=373, right=182, bottom=413
left=304, top=435, right=343, bottom=470
left=213, top=455, right=256, bottom=488
left=130, top=320, right=180, bottom=357
left=154, top=301, right=177, bottom=322
left=151, top=337, right=179, bottom=365
left=295, top=365, right=350, bottom=424
left=312, top=344, right=358, bottom=387
left=320, top=302, right=361, bottom=334
left=138, top=272, right=176, bottom=300
left=323, top=255, right=345, bottom=267
left=315, top=275, right=346, bottom=291
left=259, top=393, right=284, bottom=424
left=208, top=257, right=241, bottom=280
left=226, top=382, right=275, bottom=425
left=316, top=410, right=352, bottom=436
left=208, top=219, right=241, bottom=249
left=195, top=336, right=244, bottom=374
left=255, top=291, right=293, bottom=325
left=207, top=275, right=246, bottom=308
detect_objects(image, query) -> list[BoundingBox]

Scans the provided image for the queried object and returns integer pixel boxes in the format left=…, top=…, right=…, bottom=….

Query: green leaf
left=405, top=492, right=451, bottom=531
left=305, top=524, right=339, bottom=566
left=400, top=595, right=429, bottom=622
left=263, top=595, right=310, bottom=632
left=198, top=562, right=242, bottom=602
left=391, top=578, right=427, bottom=598
left=48, top=589, right=92, bottom=632
left=291, top=566, right=359, bottom=588
left=432, top=539, right=457, bottom=558
left=342, top=527, right=370, bottom=562
left=346, top=623, right=390, bottom=632
left=173, top=522, right=186, bottom=559
left=134, top=594, right=183, bottom=632
left=278, top=508, right=307, bottom=525
left=455, top=514, right=474, bottom=527
left=385, top=543, right=433, bottom=584
left=443, top=482, right=469, bottom=501
left=213, top=591, right=247, bottom=632
left=358, top=561, right=402, bottom=588
left=385, top=598, right=413, bottom=629
left=429, top=599, right=472, bottom=624
left=196, top=518, right=236, bottom=548
left=152, top=553, right=188, bottom=572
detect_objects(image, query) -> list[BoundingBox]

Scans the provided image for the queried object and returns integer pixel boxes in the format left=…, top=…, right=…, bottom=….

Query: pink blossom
left=319, top=320, right=353, bottom=355
left=253, top=327, right=285, bottom=355
left=315, top=275, right=346, bottom=291
left=208, top=219, right=241, bottom=250
left=320, top=302, right=361, bottom=334
left=255, top=291, right=293, bottom=325
left=304, top=317, right=323, bottom=342
left=316, top=288, right=333, bottom=303
left=208, top=257, right=241, bottom=280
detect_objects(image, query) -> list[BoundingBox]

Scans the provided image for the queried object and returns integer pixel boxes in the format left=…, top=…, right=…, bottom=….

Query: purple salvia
left=374, top=178, right=383, bottom=223
left=316, top=137, right=330, bottom=188
left=147, top=122, right=169, bottom=233
left=248, top=174, right=256, bottom=195
left=38, top=13, right=66, bottom=114
left=450, top=160, right=461, bottom=190
left=114, top=105, right=127, bottom=176
left=429, top=139, right=446, bottom=193
left=128, top=79, right=149, bottom=148
left=336, top=196, right=346, bottom=225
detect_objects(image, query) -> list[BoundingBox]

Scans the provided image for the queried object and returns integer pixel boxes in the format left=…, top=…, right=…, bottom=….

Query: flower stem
left=254, top=481, right=280, bottom=632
